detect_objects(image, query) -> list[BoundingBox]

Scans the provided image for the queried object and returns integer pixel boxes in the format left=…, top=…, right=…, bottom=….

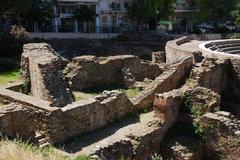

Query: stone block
left=21, top=43, right=74, bottom=107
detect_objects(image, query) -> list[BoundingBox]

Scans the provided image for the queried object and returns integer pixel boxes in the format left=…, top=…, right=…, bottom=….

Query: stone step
left=226, top=49, right=240, bottom=54
left=206, top=41, right=240, bottom=51
left=209, top=44, right=240, bottom=51
left=35, top=133, right=45, bottom=140
left=38, top=138, right=48, bottom=144
left=39, top=142, right=50, bottom=148
left=35, top=131, right=50, bottom=148
left=214, top=40, right=240, bottom=46
left=218, top=46, right=240, bottom=52
left=57, top=111, right=168, bottom=159
left=215, top=42, right=240, bottom=49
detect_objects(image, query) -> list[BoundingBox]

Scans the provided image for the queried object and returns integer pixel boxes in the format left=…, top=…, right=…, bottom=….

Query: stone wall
left=88, top=100, right=180, bottom=160
left=190, top=58, right=229, bottom=94
left=45, top=90, right=134, bottom=144
left=65, top=55, right=162, bottom=90
left=197, top=111, right=240, bottom=159
left=0, top=56, right=195, bottom=144
left=21, top=43, right=74, bottom=107
left=0, top=103, right=35, bottom=140
left=132, top=56, right=193, bottom=109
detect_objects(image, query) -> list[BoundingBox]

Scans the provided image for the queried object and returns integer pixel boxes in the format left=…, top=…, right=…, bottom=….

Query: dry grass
left=0, top=140, right=68, bottom=160
left=0, top=140, right=92, bottom=160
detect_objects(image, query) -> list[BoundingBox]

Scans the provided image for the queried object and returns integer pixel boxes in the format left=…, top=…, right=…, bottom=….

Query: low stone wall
left=0, top=87, right=135, bottom=144
left=0, top=103, right=35, bottom=140
left=65, top=55, right=162, bottom=90
left=132, top=56, right=193, bottom=109
left=49, top=91, right=134, bottom=143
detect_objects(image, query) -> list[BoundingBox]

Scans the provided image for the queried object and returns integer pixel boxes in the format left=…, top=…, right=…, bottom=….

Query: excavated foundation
left=0, top=38, right=240, bottom=159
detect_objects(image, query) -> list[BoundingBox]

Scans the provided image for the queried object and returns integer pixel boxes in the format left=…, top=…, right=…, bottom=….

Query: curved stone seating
left=200, top=39, right=240, bottom=56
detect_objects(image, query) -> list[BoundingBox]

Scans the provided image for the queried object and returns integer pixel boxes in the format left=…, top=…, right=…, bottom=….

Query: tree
left=74, top=5, right=96, bottom=22
left=128, top=0, right=175, bottom=29
left=231, top=2, right=240, bottom=26
left=0, top=0, right=34, bottom=30
left=25, top=0, right=54, bottom=23
left=192, top=0, right=238, bottom=24
left=74, top=5, right=96, bottom=32
left=24, top=0, right=54, bottom=32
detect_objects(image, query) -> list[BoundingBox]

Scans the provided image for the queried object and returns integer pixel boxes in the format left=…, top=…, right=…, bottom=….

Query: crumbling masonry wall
left=65, top=55, right=162, bottom=90
left=132, top=56, right=193, bottom=109
left=0, top=103, right=35, bottom=140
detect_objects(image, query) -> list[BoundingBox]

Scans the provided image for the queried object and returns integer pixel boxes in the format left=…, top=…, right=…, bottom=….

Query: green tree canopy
left=0, top=0, right=34, bottom=15
left=128, top=0, right=175, bottom=24
left=0, top=0, right=35, bottom=31
left=192, top=0, right=238, bottom=23
left=24, top=0, right=54, bottom=23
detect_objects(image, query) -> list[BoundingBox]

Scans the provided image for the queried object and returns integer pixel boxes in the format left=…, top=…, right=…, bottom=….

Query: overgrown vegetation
left=193, top=121, right=214, bottom=142
left=231, top=33, right=240, bottom=39
left=180, top=95, right=220, bottom=117
left=149, top=153, right=163, bottom=160
left=121, top=88, right=142, bottom=97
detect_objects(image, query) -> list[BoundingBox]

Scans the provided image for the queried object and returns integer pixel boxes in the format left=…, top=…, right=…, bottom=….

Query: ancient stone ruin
left=0, top=37, right=240, bottom=159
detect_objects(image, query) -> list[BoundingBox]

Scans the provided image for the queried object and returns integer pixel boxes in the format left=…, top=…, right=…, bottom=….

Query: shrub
left=0, top=25, right=28, bottom=59
left=10, top=25, right=29, bottom=40
left=231, top=33, right=240, bottom=39
left=149, top=154, right=163, bottom=160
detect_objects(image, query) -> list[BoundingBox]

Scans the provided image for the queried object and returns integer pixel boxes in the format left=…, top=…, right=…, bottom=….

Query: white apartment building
left=48, top=0, right=132, bottom=33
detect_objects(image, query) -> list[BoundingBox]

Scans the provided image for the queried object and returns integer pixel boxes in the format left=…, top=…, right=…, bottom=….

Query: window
left=61, top=7, right=66, bottom=14
left=102, top=16, right=108, bottom=23
left=124, top=2, right=129, bottom=9
left=110, top=2, right=121, bottom=11
left=117, top=3, right=121, bottom=10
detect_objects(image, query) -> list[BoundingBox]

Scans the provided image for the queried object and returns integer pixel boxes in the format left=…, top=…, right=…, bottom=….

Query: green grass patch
left=121, top=88, right=142, bottom=97
left=74, top=155, right=92, bottom=160
left=0, top=70, right=20, bottom=86
left=74, top=85, right=142, bottom=101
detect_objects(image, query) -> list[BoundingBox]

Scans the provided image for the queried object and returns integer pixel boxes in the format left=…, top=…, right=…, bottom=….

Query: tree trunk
left=0, top=15, right=3, bottom=32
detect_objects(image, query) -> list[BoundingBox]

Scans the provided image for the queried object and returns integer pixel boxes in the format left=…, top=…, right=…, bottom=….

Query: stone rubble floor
left=55, top=111, right=164, bottom=156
